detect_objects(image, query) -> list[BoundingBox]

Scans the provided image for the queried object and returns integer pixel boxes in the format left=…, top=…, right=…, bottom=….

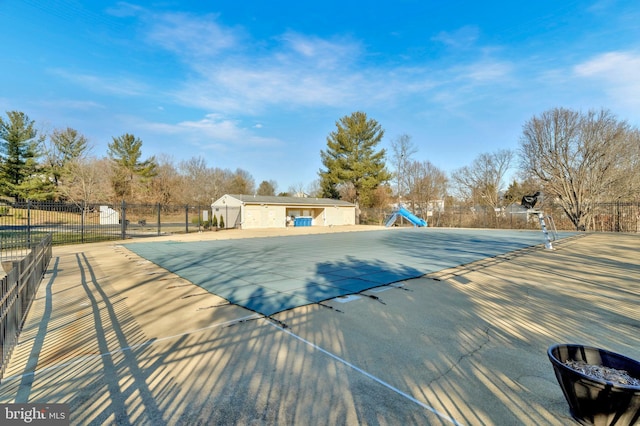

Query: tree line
left=0, top=111, right=274, bottom=206
left=1, top=108, right=639, bottom=230
left=319, top=109, right=639, bottom=230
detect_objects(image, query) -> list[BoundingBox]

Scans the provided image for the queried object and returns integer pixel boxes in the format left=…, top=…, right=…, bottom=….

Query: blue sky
left=2, top=1, right=639, bottom=192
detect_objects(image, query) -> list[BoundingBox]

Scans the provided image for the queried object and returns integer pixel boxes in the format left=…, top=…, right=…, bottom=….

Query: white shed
left=211, top=194, right=356, bottom=229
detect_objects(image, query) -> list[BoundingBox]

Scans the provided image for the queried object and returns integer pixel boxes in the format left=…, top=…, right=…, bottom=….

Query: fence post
left=81, top=201, right=85, bottom=244
left=121, top=200, right=127, bottom=240
left=157, top=203, right=161, bottom=236
left=185, top=205, right=189, bottom=234
left=27, top=200, right=32, bottom=250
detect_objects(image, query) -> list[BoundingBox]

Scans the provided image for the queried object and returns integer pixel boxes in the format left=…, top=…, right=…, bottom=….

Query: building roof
left=216, top=194, right=354, bottom=207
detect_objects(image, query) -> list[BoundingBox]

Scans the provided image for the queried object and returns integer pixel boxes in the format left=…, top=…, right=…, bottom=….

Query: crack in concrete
left=426, top=326, right=492, bottom=387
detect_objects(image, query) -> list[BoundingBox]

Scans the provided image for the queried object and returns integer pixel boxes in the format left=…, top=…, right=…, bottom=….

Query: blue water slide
left=398, top=207, right=427, bottom=227
left=385, top=207, right=427, bottom=227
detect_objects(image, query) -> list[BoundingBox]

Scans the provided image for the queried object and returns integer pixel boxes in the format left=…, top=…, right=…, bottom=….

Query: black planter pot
left=548, top=344, right=640, bottom=426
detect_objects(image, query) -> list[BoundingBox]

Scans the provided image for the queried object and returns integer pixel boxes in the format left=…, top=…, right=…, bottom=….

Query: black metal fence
left=0, top=200, right=241, bottom=261
left=361, top=201, right=640, bottom=232
left=2, top=199, right=638, bottom=260
left=0, top=233, right=52, bottom=381
left=590, top=202, right=640, bottom=232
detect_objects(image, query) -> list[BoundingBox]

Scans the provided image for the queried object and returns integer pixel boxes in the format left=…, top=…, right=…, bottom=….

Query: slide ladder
left=545, top=214, right=558, bottom=240
left=529, top=210, right=556, bottom=250
left=385, top=207, right=427, bottom=227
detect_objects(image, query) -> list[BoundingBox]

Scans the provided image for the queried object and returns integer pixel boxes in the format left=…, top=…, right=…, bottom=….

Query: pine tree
left=319, top=111, right=392, bottom=208
left=46, top=127, right=90, bottom=191
left=0, top=111, right=51, bottom=200
left=108, top=133, right=157, bottom=201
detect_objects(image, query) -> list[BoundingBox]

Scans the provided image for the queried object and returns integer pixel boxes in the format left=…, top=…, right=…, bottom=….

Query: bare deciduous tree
left=175, top=157, right=250, bottom=204
left=149, top=154, right=180, bottom=205
left=306, top=179, right=322, bottom=198
left=405, top=160, right=448, bottom=212
left=178, top=156, right=211, bottom=205
left=257, top=180, right=277, bottom=196
left=451, top=149, right=514, bottom=212
left=519, top=108, right=639, bottom=230
left=390, top=134, right=418, bottom=201
left=287, top=182, right=308, bottom=197
left=60, top=157, right=113, bottom=204
left=227, top=168, right=255, bottom=195
left=370, top=184, right=393, bottom=209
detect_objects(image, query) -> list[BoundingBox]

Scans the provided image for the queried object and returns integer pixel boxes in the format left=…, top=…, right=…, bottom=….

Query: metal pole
left=399, top=154, right=404, bottom=225
left=27, top=200, right=32, bottom=250
left=81, top=201, right=85, bottom=244
left=157, top=203, right=161, bottom=236
left=121, top=201, right=127, bottom=240
left=185, top=205, right=189, bottom=234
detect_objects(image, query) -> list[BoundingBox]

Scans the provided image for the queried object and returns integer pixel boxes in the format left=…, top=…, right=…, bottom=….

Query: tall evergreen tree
left=319, top=111, right=391, bottom=207
left=46, top=127, right=90, bottom=190
left=0, top=111, right=51, bottom=200
left=108, top=133, right=157, bottom=200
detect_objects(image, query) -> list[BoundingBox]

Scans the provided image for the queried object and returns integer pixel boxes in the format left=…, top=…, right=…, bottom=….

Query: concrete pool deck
left=0, top=226, right=638, bottom=425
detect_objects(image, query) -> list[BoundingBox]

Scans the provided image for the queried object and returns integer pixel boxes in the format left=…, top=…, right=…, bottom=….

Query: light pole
left=398, top=154, right=404, bottom=225
left=398, top=153, right=403, bottom=208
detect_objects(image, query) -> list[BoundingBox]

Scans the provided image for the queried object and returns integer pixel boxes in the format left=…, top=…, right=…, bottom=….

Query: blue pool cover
left=125, top=228, right=574, bottom=316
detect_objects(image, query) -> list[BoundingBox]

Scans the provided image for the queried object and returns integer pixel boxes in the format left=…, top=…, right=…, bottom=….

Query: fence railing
left=1, top=201, right=241, bottom=260
left=361, top=201, right=640, bottom=232
left=2, top=199, right=638, bottom=259
left=0, top=233, right=52, bottom=381
left=590, top=202, right=640, bottom=232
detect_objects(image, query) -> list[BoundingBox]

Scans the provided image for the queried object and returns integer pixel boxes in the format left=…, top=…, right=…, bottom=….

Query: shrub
left=219, top=215, right=225, bottom=228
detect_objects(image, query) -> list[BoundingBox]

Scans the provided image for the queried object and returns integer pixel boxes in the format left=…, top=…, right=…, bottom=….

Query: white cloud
left=574, top=51, right=640, bottom=112
left=119, top=11, right=515, bottom=120
left=167, top=33, right=369, bottom=112
left=278, top=31, right=361, bottom=69
left=35, top=99, right=105, bottom=110
left=575, top=51, right=640, bottom=78
left=49, top=69, right=149, bottom=96
left=431, top=26, right=480, bottom=49
left=145, top=12, right=239, bottom=58
left=462, top=60, right=513, bottom=82
left=105, top=2, right=144, bottom=18
left=139, top=113, right=281, bottom=148
left=125, top=12, right=376, bottom=111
